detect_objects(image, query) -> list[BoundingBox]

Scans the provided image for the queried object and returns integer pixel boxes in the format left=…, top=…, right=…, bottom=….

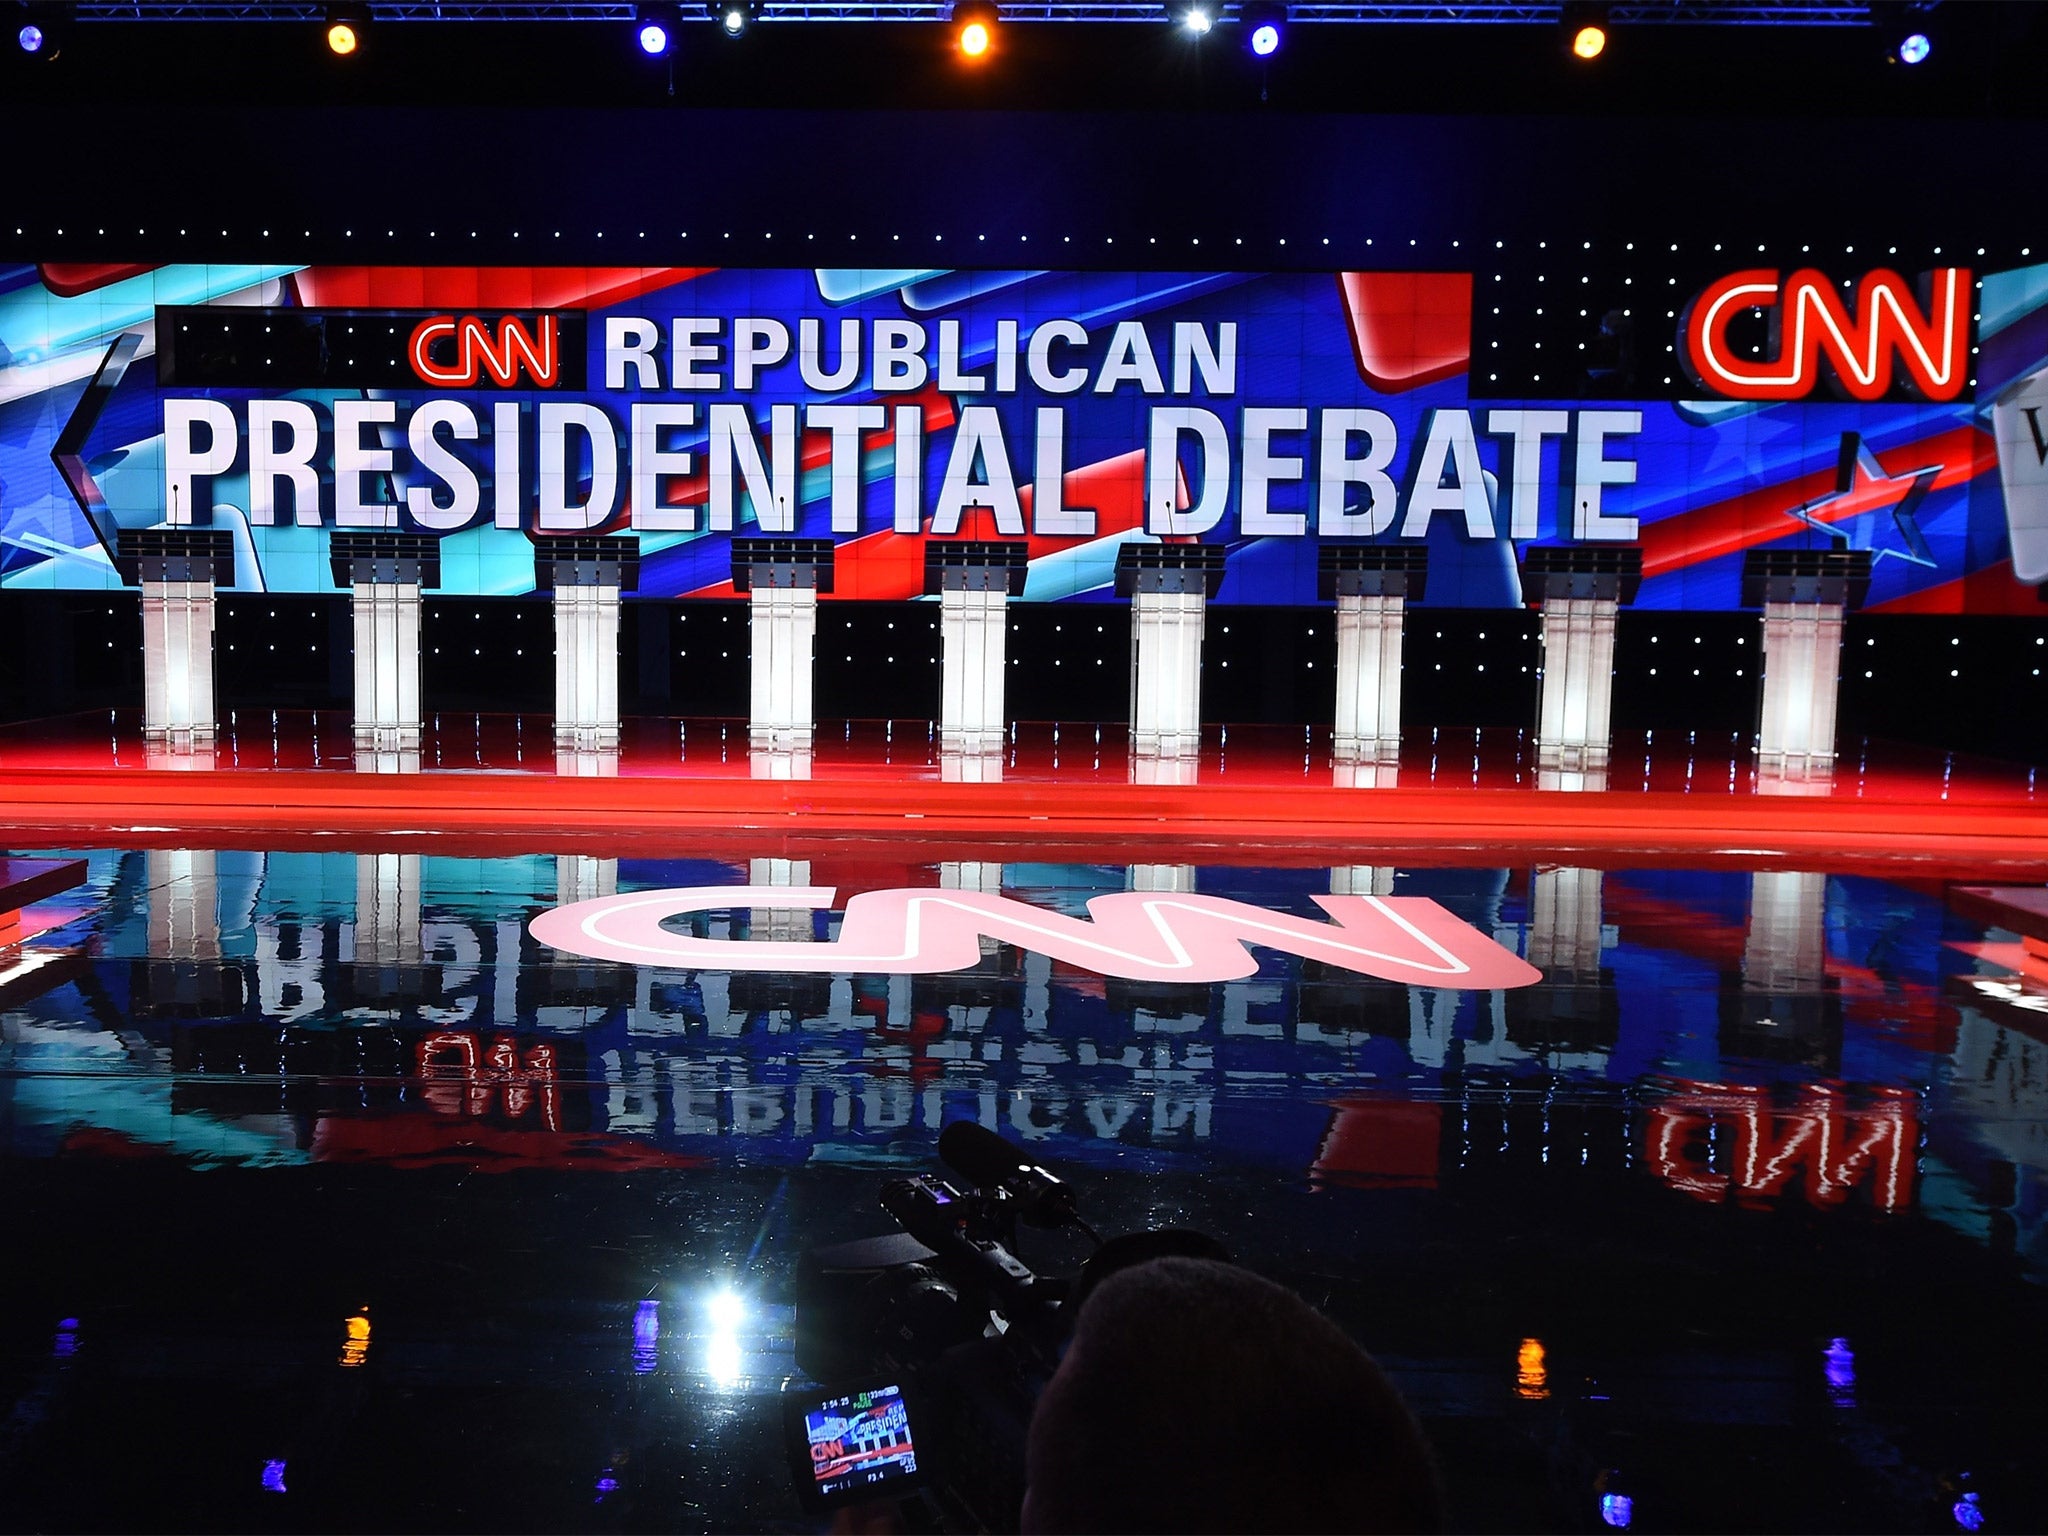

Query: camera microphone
left=937, top=1121, right=1098, bottom=1242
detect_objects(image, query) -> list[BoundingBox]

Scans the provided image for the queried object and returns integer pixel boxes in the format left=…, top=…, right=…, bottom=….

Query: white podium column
left=1129, top=589, right=1206, bottom=758
left=537, top=537, right=640, bottom=752
left=1536, top=598, right=1619, bottom=770
left=331, top=534, right=441, bottom=754
left=351, top=580, right=422, bottom=750
left=928, top=542, right=1026, bottom=763
left=1333, top=593, right=1405, bottom=764
left=118, top=529, right=234, bottom=749
left=939, top=586, right=1009, bottom=753
left=1756, top=601, right=1846, bottom=775
left=557, top=585, right=620, bottom=744
left=750, top=587, right=817, bottom=749
left=1118, top=544, right=1223, bottom=765
left=1743, top=550, right=1871, bottom=782
left=1323, top=547, right=1426, bottom=769
left=1521, top=548, right=1641, bottom=774
left=735, top=539, right=833, bottom=753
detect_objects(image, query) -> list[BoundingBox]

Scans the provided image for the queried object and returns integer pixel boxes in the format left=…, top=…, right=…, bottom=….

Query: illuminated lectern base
left=1118, top=543, right=1226, bottom=763
left=735, top=538, right=833, bottom=753
left=1521, top=546, right=1642, bottom=774
left=1322, top=545, right=1428, bottom=768
left=1744, top=550, right=1873, bottom=780
left=331, top=533, right=442, bottom=754
left=538, top=536, right=641, bottom=752
left=1758, top=601, right=1847, bottom=775
left=929, top=541, right=1028, bottom=757
left=116, top=529, right=235, bottom=749
left=942, top=748, right=1003, bottom=783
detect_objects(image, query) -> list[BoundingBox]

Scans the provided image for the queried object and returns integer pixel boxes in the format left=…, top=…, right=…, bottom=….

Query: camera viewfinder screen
left=804, top=1384, right=920, bottom=1500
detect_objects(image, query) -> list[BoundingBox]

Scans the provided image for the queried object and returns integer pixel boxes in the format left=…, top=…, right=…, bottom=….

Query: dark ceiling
left=3, top=6, right=2045, bottom=116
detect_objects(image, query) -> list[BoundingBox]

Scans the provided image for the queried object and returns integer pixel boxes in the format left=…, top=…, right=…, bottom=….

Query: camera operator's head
left=1021, top=1256, right=1443, bottom=1535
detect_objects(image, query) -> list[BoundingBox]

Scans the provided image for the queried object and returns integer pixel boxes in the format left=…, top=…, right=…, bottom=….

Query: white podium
left=734, top=538, right=834, bottom=752
left=1520, top=546, right=1642, bottom=773
left=1117, top=543, right=1225, bottom=763
left=1744, top=549, right=1872, bottom=780
left=331, top=533, right=441, bottom=754
left=117, top=528, right=235, bottom=749
left=537, top=536, right=641, bottom=751
left=927, top=541, right=1028, bottom=756
left=1321, top=545, right=1428, bottom=768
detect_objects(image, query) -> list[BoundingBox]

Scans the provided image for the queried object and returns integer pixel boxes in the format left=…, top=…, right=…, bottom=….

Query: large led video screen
left=2, top=261, right=2043, bottom=610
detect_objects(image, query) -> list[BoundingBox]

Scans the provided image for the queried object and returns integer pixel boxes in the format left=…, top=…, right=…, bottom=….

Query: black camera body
left=789, top=1124, right=1223, bottom=1530
left=791, top=1170, right=1069, bottom=1530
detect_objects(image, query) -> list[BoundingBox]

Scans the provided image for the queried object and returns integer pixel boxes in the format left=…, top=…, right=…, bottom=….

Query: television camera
left=786, top=1120, right=1220, bottom=1532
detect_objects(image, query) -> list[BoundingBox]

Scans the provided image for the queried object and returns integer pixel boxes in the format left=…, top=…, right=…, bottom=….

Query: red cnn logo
left=1680, top=267, right=1971, bottom=402
left=407, top=313, right=561, bottom=388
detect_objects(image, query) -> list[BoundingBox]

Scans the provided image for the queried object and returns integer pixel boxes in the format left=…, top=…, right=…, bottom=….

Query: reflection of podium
left=1742, top=549, right=1872, bottom=777
left=1720, top=869, right=1841, bottom=1070
left=926, top=541, right=1028, bottom=755
left=1519, top=545, right=1642, bottom=772
left=131, top=847, right=247, bottom=1017
left=1507, top=865, right=1617, bottom=1055
left=536, top=536, right=640, bottom=751
left=1320, top=545, right=1427, bottom=768
left=1117, top=544, right=1226, bottom=761
left=733, top=538, right=833, bottom=751
left=116, top=528, right=235, bottom=748
left=330, top=532, right=441, bottom=752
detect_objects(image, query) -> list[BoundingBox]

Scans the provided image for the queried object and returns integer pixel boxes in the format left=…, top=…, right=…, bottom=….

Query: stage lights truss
left=62, top=3, right=1879, bottom=26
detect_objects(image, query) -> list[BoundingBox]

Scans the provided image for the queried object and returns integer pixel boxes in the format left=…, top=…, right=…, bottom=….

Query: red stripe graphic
left=1638, top=425, right=1995, bottom=580
left=291, top=265, right=713, bottom=311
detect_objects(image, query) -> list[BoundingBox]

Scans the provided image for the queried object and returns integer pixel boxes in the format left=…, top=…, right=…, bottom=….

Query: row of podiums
left=115, top=528, right=1874, bottom=783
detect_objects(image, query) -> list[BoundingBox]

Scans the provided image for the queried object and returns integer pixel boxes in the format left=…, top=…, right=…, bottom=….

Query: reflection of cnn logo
left=407, top=313, right=561, bottom=388
left=1679, top=267, right=1970, bottom=402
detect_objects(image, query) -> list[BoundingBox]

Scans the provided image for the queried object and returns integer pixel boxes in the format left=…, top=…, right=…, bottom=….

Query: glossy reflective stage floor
left=4, top=834, right=2048, bottom=1533
left=2, top=713, right=2045, bottom=860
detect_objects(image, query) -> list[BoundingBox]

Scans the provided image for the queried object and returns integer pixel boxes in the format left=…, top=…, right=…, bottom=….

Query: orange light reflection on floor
left=340, top=1308, right=371, bottom=1368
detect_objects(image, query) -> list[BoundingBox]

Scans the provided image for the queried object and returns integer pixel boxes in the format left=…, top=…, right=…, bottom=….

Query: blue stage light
left=1898, top=30, right=1930, bottom=64
left=1243, top=5, right=1287, bottom=57
left=18, top=22, right=45, bottom=52
left=638, top=18, right=670, bottom=54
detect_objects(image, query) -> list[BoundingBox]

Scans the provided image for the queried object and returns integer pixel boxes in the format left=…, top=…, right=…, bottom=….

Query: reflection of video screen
left=804, top=1383, right=919, bottom=1500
